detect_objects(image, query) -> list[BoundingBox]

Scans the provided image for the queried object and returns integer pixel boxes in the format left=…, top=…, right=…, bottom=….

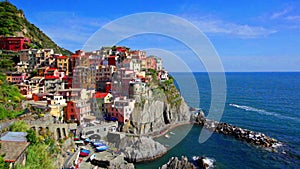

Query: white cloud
left=286, top=15, right=300, bottom=21
left=270, top=7, right=300, bottom=22
left=185, top=16, right=276, bottom=38
left=271, top=7, right=291, bottom=19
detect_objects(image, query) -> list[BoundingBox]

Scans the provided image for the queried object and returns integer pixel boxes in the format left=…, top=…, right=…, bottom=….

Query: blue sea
left=136, top=72, right=300, bottom=169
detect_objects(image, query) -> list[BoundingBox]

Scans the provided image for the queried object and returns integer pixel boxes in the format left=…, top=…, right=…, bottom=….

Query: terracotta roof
left=94, top=92, right=108, bottom=99
left=72, top=54, right=80, bottom=58
left=57, top=56, right=68, bottom=59
left=47, top=68, right=57, bottom=71
left=44, top=75, right=59, bottom=80
left=0, top=141, right=30, bottom=162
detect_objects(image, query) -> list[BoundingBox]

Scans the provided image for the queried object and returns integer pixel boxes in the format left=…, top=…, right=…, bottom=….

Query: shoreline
left=147, top=121, right=193, bottom=139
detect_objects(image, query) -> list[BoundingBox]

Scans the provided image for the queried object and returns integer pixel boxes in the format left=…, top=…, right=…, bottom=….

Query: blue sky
left=10, top=0, right=300, bottom=72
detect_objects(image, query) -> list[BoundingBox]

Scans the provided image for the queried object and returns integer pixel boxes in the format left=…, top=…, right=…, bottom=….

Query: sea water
left=136, top=72, right=300, bottom=169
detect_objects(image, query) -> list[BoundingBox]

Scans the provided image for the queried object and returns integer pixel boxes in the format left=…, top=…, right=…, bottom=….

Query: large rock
left=160, top=156, right=196, bottom=169
left=130, top=87, right=190, bottom=135
left=117, top=136, right=167, bottom=162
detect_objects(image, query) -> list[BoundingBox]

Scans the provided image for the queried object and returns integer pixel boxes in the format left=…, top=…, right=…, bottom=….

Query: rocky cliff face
left=107, top=132, right=167, bottom=163
left=128, top=85, right=190, bottom=135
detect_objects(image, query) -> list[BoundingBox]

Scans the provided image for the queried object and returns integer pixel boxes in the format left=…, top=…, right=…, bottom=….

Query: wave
left=229, top=103, right=299, bottom=122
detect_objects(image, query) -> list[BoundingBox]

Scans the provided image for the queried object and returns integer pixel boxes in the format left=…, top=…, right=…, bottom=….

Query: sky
left=9, top=0, right=300, bottom=72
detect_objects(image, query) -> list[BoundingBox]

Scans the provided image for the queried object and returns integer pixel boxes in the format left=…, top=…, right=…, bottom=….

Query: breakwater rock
left=193, top=110, right=280, bottom=148
left=205, top=120, right=280, bottom=148
left=159, top=156, right=196, bottom=169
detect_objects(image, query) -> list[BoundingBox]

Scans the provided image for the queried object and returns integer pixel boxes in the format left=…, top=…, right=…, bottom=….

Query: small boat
left=74, top=135, right=80, bottom=141
left=79, top=151, right=89, bottom=157
left=93, top=142, right=106, bottom=147
left=170, top=132, right=175, bottom=135
left=80, top=149, right=90, bottom=154
left=85, top=138, right=91, bottom=142
left=95, top=145, right=109, bottom=152
left=165, top=134, right=170, bottom=139
left=89, top=154, right=96, bottom=161
left=81, top=135, right=87, bottom=139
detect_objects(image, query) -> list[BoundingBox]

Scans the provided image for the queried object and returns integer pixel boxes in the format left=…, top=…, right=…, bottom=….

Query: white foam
left=229, top=103, right=299, bottom=122
left=202, top=157, right=215, bottom=169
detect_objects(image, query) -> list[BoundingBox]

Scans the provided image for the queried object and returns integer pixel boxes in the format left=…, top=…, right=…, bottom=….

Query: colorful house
left=56, top=55, right=69, bottom=75
left=130, top=50, right=146, bottom=60
left=112, top=96, right=135, bottom=123
left=92, top=92, right=113, bottom=120
left=0, top=36, right=30, bottom=51
left=145, top=56, right=157, bottom=70
left=5, top=72, right=26, bottom=83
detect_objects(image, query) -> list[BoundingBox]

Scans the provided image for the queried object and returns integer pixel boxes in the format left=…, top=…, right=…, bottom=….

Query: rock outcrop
left=129, top=85, right=190, bottom=135
left=159, top=156, right=196, bottom=169
left=107, top=132, right=167, bottom=163
left=120, top=136, right=167, bottom=162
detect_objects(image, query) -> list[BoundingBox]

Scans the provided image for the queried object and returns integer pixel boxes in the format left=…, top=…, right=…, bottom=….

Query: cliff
left=126, top=74, right=191, bottom=135
left=107, top=132, right=167, bottom=163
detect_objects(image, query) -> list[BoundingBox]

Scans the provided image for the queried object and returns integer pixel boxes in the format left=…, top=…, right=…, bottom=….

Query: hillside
left=0, top=1, right=71, bottom=55
left=0, top=73, right=25, bottom=120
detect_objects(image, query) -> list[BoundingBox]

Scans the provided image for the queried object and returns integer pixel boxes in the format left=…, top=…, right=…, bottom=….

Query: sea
left=136, top=72, right=300, bottom=169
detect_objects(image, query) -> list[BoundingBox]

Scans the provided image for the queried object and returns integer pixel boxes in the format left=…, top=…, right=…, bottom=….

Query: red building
left=65, top=101, right=80, bottom=123
left=0, top=36, right=30, bottom=51
left=108, top=56, right=117, bottom=66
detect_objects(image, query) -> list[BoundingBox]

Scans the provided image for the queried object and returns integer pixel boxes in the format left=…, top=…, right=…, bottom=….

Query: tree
left=26, top=129, right=38, bottom=144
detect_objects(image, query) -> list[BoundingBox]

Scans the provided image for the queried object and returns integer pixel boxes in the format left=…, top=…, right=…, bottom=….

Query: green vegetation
left=16, top=144, right=56, bottom=169
left=0, top=1, right=71, bottom=55
left=0, top=50, right=19, bottom=72
left=0, top=73, right=25, bottom=120
left=0, top=153, right=9, bottom=169
left=7, top=121, right=57, bottom=169
left=9, top=120, right=28, bottom=132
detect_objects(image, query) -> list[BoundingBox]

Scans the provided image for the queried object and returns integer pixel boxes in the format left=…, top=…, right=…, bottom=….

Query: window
left=104, top=128, right=106, bottom=131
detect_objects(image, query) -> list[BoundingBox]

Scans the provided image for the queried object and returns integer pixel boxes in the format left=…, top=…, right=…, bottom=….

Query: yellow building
left=57, top=56, right=69, bottom=75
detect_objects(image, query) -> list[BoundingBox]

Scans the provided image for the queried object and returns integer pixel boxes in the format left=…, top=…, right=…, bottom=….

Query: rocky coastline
left=159, top=156, right=214, bottom=169
left=194, top=110, right=281, bottom=148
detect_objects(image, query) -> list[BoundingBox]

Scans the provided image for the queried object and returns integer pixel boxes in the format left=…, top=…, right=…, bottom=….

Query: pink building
left=111, top=96, right=135, bottom=123
left=145, top=56, right=157, bottom=70
left=130, top=50, right=146, bottom=60
left=6, top=72, right=27, bottom=83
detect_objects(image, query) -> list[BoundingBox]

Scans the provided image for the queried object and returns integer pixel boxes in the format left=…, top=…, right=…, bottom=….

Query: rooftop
left=0, top=141, right=30, bottom=162
left=57, top=56, right=69, bottom=59
left=94, top=92, right=109, bottom=99
left=0, top=132, right=27, bottom=142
